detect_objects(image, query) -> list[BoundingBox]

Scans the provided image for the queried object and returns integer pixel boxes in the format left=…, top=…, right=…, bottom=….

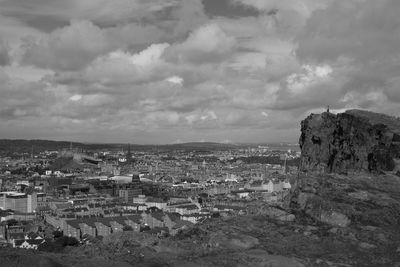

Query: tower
left=126, top=144, right=133, bottom=165
left=131, top=173, right=142, bottom=196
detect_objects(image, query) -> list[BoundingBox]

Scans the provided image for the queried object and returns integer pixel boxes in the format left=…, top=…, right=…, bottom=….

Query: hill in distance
left=0, top=139, right=299, bottom=155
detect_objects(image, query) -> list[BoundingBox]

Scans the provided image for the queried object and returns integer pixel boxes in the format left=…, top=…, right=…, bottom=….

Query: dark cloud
left=0, top=0, right=181, bottom=30
left=0, top=42, right=11, bottom=66
left=0, top=72, right=51, bottom=120
left=297, top=1, right=400, bottom=63
left=202, top=0, right=259, bottom=18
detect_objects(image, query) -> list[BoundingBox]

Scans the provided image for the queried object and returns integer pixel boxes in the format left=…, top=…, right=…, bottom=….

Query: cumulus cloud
left=0, top=70, right=51, bottom=120
left=16, top=1, right=206, bottom=70
left=165, top=23, right=236, bottom=64
left=286, top=65, right=332, bottom=95
left=166, top=76, right=184, bottom=85
left=294, top=0, right=400, bottom=112
left=71, top=43, right=170, bottom=86
left=0, top=0, right=399, bottom=143
left=21, top=20, right=114, bottom=70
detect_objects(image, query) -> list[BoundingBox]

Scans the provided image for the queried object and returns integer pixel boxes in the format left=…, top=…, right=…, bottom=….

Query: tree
left=53, top=230, right=63, bottom=238
left=123, top=225, right=133, bottom=231
left=5, top=219, right=18, bottom=226
left=38, top=239, right=63, bottom=253
left=66, top=236, right=79, bottom=246
left=56, top=236, right=79, bottom=247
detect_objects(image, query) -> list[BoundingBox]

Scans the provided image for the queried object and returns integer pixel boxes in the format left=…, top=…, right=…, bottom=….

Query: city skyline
left=0, top=0, right=399, bottom=144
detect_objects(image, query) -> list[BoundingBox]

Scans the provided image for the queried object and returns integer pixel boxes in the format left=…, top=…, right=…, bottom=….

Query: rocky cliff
left=287, top=110, right=400, bottom=266
left=299, top=109, right=400, bottom=174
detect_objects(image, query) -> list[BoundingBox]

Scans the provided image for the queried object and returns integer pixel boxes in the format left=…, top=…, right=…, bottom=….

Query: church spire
left=126, top=143, right=132, bottom=165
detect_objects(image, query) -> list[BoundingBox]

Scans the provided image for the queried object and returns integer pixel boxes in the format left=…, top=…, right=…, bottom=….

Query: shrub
left=123, top=225, right=133, bottom=231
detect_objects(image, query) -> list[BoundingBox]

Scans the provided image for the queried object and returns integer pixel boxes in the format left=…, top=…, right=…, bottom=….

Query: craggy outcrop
left=290, top=109, right=400, bottom=237
left=299, top=109, right=400, bottom=174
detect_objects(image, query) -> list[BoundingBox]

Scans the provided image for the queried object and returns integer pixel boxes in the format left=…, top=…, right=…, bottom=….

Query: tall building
left=27, top=193, right=37, bottom=213
left=131, top=173, right=142, bottom=197
left=118, top=173, right=142, bottom=203
left=131, top=173, right=141, bottom=189
left=126, top=144, right=133, bottom=165
left=119, top=189, right=135, bottom=203
left=0, top=192, right=37, bottom=213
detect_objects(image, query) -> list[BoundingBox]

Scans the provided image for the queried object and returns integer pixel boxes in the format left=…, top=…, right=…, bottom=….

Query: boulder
left=359, top=242, right=377, bottom=250
left=296, top=192, right=316, bottom=209
left=208, top=232, right=259, bottom=250
left=265, top=207, right=296, bottom=222
left=319, top=211, right=351, bottom=227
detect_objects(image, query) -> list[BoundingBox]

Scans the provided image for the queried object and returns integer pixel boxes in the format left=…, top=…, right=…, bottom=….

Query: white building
left=109, top=175, right=132, bottom=184
left=0, top=192, right=37, bottom=213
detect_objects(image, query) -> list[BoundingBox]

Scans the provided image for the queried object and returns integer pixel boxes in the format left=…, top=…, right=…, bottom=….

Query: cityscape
left=1, top=0, right=400, bottom=266
left=0, top=142, right=299, bottom=248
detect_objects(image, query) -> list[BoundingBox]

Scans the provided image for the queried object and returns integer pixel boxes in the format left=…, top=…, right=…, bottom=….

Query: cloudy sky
left=0, top=0, right=399, bottom=144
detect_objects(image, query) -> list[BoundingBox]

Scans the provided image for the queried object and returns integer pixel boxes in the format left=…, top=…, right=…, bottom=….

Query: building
left=119, top=189, right=137, bottom=203
left=132, top=195, right=147, bottom=204
left=142, top=211, right=165, bottom=228
left=14, top=239, right=45, bottom=250
left=231, top=189, right=251, bottom=199
left=130, top=173, right=142, bottom=196
left=0, top=192, right=37, bottom=213
left=27, top=193, right=37, bottom=213
left=244, top=180, right=288, bottom=193
left=94, top=221, right=111, bottom=237
left=124, top=215, right=142, bottom=231
left=109, top=219, right=125, bottom=233
left=163, top=213, right=194, bottom=236
left=63, top=216, right=143, bottom=240
left=79, top=222, right=97, bottom=237
left=171, top=204, right=200, bottom=215
left=64, top=221, right=81, bottom=240
left=145, top=197, right=167, bottom=210
left=118, top=174, right=142, bottom=202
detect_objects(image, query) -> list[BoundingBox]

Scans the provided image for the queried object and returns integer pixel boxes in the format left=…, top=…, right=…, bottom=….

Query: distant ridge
left=0, top=139, right=84, bottom=154
left=0, top=139, right=300, bottom=155
left=0, top=139, right=238, bottom=154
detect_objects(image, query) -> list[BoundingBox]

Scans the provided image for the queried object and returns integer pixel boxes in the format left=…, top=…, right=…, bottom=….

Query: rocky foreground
left=2, top=175, right=400, bottom=267
left=2, top=109, right=400, bottom=266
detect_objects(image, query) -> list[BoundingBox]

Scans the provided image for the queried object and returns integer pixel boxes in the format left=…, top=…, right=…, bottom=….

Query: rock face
left=291, top=109, right=400, bottom=234
left=299, top=109, right=400, bottom=174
